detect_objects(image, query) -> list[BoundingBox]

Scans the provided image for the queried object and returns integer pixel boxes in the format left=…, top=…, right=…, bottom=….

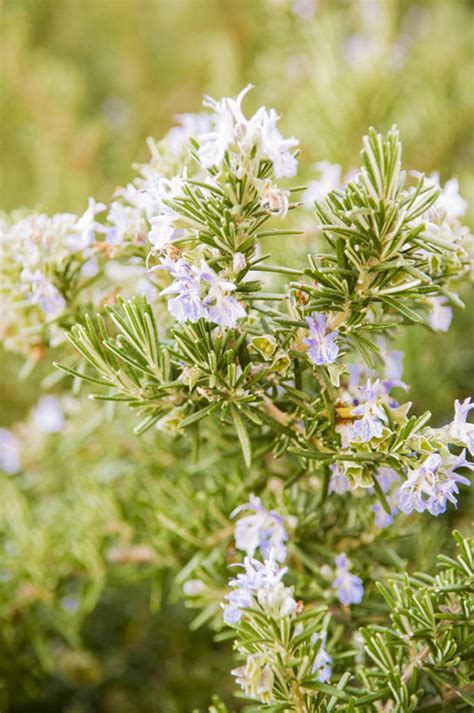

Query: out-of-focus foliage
left=1, top=1, right=473, bottom=712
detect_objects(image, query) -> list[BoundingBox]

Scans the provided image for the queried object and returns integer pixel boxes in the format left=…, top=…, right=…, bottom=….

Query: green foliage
left=1, top=2, right=473, bottom=712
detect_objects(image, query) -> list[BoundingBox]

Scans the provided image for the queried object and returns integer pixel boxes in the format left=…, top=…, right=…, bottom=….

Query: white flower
left=258, top=107, right=299, bottom=178
left=427, top=172, right=467, bottom=220
left=22, top=269, right=66, bottom=317
left=233, top=252, right=246, bottom=273
left=232, top=495, right=288, bottom=562
left=448, top=398, right=474, bottom=455
left=165, top=112, right=213, bottom=156
left=106, top=201, right=144, bottom=245
left=223, top=550, right=296, bottom=624
left=232, top=653, right=274, bottom=704
left=427, top=295, right=452, bottom=332
left=31, top=395, right=64, bottom=433
left=260, top=183, right=290, bottom=217
left=148, top=214, right=179, bottom=251
left=198, top=86, right=298, bottom=178
left=69, top=197, right=106, bottom=251
left=199, top=261, right=246, bottom=328
left=302, top=162, right=342, bottom=209
left=0, top=429, right=20, bottom=474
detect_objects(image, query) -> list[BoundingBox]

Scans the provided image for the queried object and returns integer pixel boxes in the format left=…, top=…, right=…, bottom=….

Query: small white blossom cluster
left=199, top=85, right=298, bottom=179
left=223, top=549, right=296, bottom=626
left=232, top=494, right=288, bottom=562
left=1, top=199, right=106, bottom=352
left=413, top=172, right=472, bottom=332
left=101, top=86, right=298, bottom=265
left=225, top=498, right=338, bottom=702
left=156, top=256, right=246, bottom=327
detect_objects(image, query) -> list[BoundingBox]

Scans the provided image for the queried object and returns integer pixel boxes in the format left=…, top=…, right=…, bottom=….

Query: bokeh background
left=1, top=1, right=473, bottom=711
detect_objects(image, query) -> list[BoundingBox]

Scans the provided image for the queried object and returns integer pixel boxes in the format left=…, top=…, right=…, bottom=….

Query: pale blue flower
left=223, top=550, right=296, bottom=624
left=199, top=261, right=246, bottom=328
left=26, top=269, right=66, bottom=317
left=328, top=462, right=350, bottom=495
left=232, top=495, right=288, bottom=562
left=304, top=313, right=339, bottom=366
left=352, top=379, right=386, bottom=442
left=158, top=258, right=245, bottom=327
left=399, top=451, right=472, bottom=516
left=372, top=493, right=400, bottom=528
left=69, top=197, right=106, bottom=251
left=0, top=428, right=20, bottom=474
left=332, top=553, right=364, bottom=606
left=311, top=633, right=333, bottom=683
left=427, top=296, right=452, bottom=332
left=449, top=397, right=474, bottom=456
left=31, top=395, right=64, bottom=434
left=159, top=257, right=207, bottom=323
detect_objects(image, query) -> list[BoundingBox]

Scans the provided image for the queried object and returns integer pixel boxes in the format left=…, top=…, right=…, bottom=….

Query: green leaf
left=231, top=406, right=252, bottom=468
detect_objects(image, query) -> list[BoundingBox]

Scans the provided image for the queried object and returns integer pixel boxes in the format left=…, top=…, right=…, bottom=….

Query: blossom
left=198, top=87, right=247, bottom=168
left=106, top=201, right=143, bottom=245
left=159, top=257, right=207, bottom=323
left=258, top=108, right=299, bottom=178
left=223, top=550, right=296, bottom=625
left=302, top=161, right=341, bottom=209
left=0, top=428, right=20, bottom=474
left=148, top=214, right=179, bottom=251
left=351, top=379, right=387, bottom=442
left=304, top=313, right=339, bottom=366
left=199, top=261, right=246, bottom=327
left=311, top=633, right=332, bottom=683
left=198, top=86, right=298, bottom=178
left=427, top=172, right=467, bottom=220
left=182, top=579, right=206, bottom=597
left=157, top=258, right=245, bottom=327
left=332, top=553, right=364, bottom=606
left=233, top=252, right=246, bottom=273
left=22, top=269, right=66, bottom=317
left=31, top=395, right=64, bottom=433
left=427, top=296, right=452, bottom=332
left=448, top=397, right=474, bottom=455
left=372, top=489, right=400, bottom=528
left=399, top=451, right=472, bottom=516
left=328, top=462, right=350, bottom=495
left=377, top=339, right=407, bottom=391
left=165, top=112, right=213, bottom=156
left=232, top=653, right=274, bottom=704
left=260, top=183, right=290, bottom=217
left=69, top=197, right=106, bottom=251
left=232, top=495, right=288, bottom=562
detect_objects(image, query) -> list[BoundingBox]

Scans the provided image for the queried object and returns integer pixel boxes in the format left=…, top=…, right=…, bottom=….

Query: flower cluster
left=223, top=550, right=296, bottom=625
left=157, top=257, right=245, bottom=327
left=399, top=450, right=472, bottom=516
left=232, top=494, right=288, bottom=562
left=199, top=85, right=299, bottom=178
left=1, top=199, right=106, bottom=353
left=332, top=553, right=364, bottom=606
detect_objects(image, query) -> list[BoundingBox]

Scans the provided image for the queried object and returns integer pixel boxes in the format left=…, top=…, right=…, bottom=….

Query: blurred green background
left=1, top=1, right=473, bottom=711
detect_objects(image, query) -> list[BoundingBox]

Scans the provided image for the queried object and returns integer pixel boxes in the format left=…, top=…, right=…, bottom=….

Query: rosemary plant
left=1, top=87, right=472, bottom=711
